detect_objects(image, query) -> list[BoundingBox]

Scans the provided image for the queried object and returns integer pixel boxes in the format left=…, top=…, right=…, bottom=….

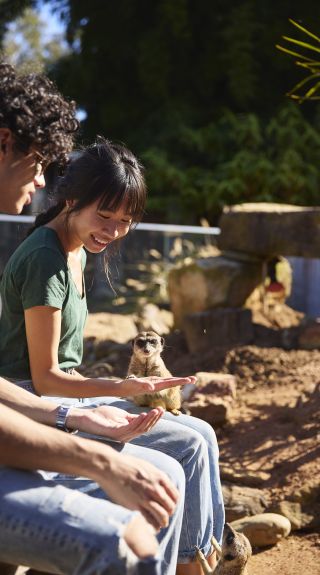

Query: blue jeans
left=14, top=382, right=225, bottom=562
left=0, top=441, right=185, bottom=575
left=102, top=398, right=225, bottom=555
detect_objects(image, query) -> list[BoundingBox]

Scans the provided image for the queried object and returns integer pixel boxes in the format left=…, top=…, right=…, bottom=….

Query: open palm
left=77, top=404, right=164, bottom=442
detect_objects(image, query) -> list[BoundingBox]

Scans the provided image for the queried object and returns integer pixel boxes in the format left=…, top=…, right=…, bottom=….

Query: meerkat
left=196, top=523, right=252, bottom=575
left=127, top=331, right=182, bottom=415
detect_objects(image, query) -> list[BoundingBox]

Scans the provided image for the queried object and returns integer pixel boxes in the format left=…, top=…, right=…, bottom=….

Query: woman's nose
left=104, top=221, right=119, bottom=239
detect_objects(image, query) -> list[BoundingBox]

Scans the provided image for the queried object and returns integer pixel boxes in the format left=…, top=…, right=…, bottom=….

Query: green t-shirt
left=0, top=227, right=88, bottom=380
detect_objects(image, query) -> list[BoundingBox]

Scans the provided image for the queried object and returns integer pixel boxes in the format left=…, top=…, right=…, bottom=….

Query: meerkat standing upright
left=196, top=523, right=252, bottom=575
left=127, top=330, right=182, bottom=415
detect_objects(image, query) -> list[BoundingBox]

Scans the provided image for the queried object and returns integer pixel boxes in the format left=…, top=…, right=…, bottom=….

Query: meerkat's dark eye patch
left=149, top=339, right=158, bottom=345
left=224, top=554, right=235, bottom=561
left=226, top=532, right=235, bottom=545
left=136, top=339, right=146, bottom=348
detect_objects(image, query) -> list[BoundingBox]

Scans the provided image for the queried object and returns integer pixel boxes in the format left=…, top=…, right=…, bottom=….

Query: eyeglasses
left=13, top=135, right=49, bottom=171
left=33, top=151, right=49, bottom=172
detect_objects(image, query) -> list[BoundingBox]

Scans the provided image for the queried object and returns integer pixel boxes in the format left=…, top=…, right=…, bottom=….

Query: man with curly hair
left=0, top=61, right=78, bottom=213
left=0, top=63, right=185, bottom=575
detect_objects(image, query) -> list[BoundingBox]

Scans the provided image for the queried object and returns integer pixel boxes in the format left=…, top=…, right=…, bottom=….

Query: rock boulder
left=231, top=513, right=291, bottom=547
left=182, top=308, right=253, bottom=353
left=218, top=203, right=320, bottom=258
left=222, top=483, right=268, bottom=522
left=168, top=254, right=263, bottom=328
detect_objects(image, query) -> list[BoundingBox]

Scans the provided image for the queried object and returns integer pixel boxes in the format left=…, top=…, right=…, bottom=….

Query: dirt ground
left=249, top=532, right=319, bottom=574
left=83, top=304, right=320, bottom=575
left=162, top=336, right=320, bottom=574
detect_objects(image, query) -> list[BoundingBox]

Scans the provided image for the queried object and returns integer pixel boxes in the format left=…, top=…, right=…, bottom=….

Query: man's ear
left=0, top=128, right=13, bottom=157
left=66, top=199, right=76, bottom=209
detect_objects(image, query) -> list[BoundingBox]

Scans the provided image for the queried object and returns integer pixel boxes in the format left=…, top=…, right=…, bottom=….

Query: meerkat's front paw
left=170, top=409, right=181, bottom=416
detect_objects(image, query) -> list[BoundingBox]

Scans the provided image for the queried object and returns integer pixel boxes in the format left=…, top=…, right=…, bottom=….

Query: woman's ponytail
left=27, top=201, right=65, bottom=236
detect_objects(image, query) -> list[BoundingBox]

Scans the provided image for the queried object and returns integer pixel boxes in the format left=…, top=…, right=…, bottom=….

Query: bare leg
left=176, top=550, right=217, bottom=575
left=207, top=549, right=217, bottom=570
left=176, top=562, right=204, bottom=575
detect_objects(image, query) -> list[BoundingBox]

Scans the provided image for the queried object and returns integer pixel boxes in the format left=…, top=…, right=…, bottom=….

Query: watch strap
left=56, top=404, right=74, bottom=433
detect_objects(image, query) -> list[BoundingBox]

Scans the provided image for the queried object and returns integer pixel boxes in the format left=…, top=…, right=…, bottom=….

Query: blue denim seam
left=177, top=542, right=213, bottom=562
left=151, top=444, right=212, bottom=561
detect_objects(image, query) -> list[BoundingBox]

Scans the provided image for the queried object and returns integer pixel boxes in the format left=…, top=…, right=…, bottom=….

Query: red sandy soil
left=163, top=339, right=320, bottom=575
left=82, top=310, right=320, bottom=575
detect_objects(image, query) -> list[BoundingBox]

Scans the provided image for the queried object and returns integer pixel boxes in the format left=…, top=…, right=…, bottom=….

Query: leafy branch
left=276, top=19, right=320, bottom=102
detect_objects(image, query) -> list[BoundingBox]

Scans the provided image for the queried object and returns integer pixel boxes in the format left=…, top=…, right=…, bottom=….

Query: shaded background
left=1, top=0, right=320, bottom=224
left=2, top=1, right=320, bottom=315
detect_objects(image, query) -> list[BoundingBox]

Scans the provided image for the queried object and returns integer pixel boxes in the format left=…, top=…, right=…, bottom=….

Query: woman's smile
left=90, top=233, right=110, bottom=248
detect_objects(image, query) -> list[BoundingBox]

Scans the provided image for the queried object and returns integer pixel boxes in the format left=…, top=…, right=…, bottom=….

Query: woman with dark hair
left=0, top=137, right=224, bottom=574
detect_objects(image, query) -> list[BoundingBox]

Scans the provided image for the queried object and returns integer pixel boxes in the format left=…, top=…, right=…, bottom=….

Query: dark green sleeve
left=16, top=247, right=68, bottom=310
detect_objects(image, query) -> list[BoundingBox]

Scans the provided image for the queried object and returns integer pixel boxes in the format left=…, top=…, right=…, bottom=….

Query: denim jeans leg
left=160, top=411, right=225, bottom=545
left=56, top=395, right=224, bottom=560
left=12, top=382, right=223, bottom=562
left=48, top=442, right=185, bottom=575
left=125, top=410, right=217, bottom=561
left=0, top=467, right=161, bottom=575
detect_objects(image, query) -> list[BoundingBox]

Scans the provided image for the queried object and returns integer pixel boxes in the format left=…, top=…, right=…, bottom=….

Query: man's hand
left=68, top=404, right=164, bottom=442
left=119, top=375, right=197, bottom=396
left=97, top=452, right=180, bottom=531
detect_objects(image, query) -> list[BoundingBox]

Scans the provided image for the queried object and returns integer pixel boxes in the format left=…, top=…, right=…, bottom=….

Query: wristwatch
left=56, top=404, right=77, bottom=433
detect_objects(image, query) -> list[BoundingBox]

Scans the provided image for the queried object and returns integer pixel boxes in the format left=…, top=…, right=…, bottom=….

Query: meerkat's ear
left=160, top=337, right=164, bottom=346
left=131, top=338, right=135, bottom=347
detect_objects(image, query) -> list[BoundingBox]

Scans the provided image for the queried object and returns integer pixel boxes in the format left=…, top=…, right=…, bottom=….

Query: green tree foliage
left=2, top=4, right=69, bottom=73
left=0, top=0, right=33, bottom=44
left=3, top=1, right=320, bottom=223
left=143, top=103, right=320, bottom=222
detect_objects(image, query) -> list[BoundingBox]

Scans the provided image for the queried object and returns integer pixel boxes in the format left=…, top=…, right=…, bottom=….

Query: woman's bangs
left=97, top=182, right=145, bottom=222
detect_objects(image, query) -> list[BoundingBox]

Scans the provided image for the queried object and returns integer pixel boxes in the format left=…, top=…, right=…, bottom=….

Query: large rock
left=298, top=319, right=320, bottom=349
left=231, top=513, right=291, bottom=547
left=168, top=254, right=263, bottom=328
left=289, top=482, right=320, bottom=529
left=267, top=501, right=304, bottom=531
left=184, top=372, right=237, bottom=423
left=222, top=484, right=268, bottom=522
left=218, top=202, right=320, bottom=258
left=192, top=372, right=237, bottom=399
left=135, top=303, right=174, bottom=335
left=187, top=395, right=231, bottom=426
left=186, top=371, right=237, bottom=424
left=183, top=308, right=253, bottom=353
left=220, top=466, right=271, bottom=488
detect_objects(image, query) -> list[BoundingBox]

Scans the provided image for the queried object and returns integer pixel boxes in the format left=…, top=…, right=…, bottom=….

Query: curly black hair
left=0, top=62, right=79, bottom=165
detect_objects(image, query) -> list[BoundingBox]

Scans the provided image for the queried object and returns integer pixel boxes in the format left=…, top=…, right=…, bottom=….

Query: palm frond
left=288, top=18, right=320, bottom=44
left=287, top=71, right=320, bottom=97
left=281, top=36, right=320, bottom=55
left=276, top=43, right=316, bottom=63
left=277, top=19, right=320, bottom=102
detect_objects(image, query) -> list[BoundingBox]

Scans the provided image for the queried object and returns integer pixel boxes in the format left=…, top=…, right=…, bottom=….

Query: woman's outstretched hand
left=68, top=404, right=164, bottom=442
left=120, top=375, right=197, bottom=396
